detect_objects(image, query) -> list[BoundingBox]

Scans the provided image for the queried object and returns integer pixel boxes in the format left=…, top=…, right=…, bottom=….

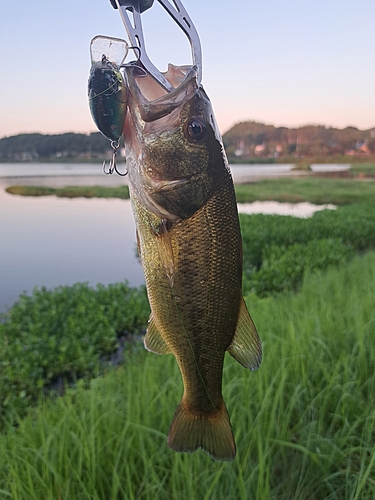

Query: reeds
left=1, top=253, right=374, bottom=499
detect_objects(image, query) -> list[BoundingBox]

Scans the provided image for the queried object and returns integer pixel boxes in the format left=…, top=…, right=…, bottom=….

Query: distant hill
left=222, top=121, right=375, bottom=162
left=0, top=132, right=111, bottom=162
left=1, top=123, right=374, bottom=162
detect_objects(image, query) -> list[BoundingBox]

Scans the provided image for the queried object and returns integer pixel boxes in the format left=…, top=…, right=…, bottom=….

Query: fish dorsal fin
left=144, top=316, right=171, bottom=355
left=227, top=298, right=262, bottom=370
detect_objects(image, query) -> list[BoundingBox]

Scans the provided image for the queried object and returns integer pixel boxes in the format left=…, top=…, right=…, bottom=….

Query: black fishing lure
left=88, top=54, right=127, bottom=143
left=88, top=35, right=129, bottom=174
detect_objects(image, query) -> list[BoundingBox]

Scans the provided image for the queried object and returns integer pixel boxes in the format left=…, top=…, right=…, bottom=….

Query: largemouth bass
left=123, top=63, right=262, bottom=461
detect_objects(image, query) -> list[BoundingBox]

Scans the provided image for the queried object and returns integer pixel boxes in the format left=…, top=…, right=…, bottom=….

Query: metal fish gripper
left=109, top=0, right=202, bottom=92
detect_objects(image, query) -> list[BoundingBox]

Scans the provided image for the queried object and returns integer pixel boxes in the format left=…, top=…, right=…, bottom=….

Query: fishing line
left=88, top=78, right=120, bottom=100
left=89, top=56, right=127, bottom=103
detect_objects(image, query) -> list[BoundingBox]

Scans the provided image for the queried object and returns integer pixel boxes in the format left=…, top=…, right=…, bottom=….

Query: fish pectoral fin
left=144, top=316, right=171, bottom=355
left=152, top=219, right=174, bottom=287
left=227, top=298, right=262, bottom=370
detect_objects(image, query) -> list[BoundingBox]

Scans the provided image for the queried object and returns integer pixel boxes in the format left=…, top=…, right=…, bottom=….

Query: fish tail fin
left=167, top=399, right=236, bottom=461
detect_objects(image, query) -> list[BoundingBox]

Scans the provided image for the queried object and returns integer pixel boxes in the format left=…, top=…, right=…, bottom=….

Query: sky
left=0, top=0, right=374, bottom=139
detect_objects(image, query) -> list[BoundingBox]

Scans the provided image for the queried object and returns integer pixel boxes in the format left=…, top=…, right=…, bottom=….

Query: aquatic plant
left=240, top=202, right=375, bottom=296
left=0, top=282, right=149, bottom=423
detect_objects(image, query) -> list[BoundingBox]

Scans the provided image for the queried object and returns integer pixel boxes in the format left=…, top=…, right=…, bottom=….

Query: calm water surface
left=0, top=162, right=351, bottom=180
left=0, top=162, right=297, bottom=182
left=0, top=163, right=341, bottom=312
left=0, top=175, right=143, bottom=313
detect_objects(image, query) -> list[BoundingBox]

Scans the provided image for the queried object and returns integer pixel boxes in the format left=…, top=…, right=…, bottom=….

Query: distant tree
left=1, top=124, right=374, bottom=162
left=222, top=122, right=374, bottom=161
left=0, top=132, right=110, bottom=160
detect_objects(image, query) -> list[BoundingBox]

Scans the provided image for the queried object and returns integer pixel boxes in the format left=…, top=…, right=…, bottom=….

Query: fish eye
left=187, top=117, right=206, bottom=141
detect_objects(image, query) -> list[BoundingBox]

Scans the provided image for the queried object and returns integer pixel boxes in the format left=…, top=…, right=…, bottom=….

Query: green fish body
left=124, top=64, right=262, bottom=461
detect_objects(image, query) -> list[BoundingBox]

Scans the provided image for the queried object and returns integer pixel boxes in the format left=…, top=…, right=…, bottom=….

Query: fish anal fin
left=168, top=399, right=236, bottom=462
left=144, top=316, right=171, bottom=355
left=228, top=298, right=262, bottom=370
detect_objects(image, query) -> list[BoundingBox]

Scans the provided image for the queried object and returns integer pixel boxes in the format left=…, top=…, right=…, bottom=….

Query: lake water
left=0, top=162, right=297, bottom=183
left=0, top=163, right=341, bottom=312
left=239, top=201, right=336, bottom=217
left=0, top=179, right=144, bottom=313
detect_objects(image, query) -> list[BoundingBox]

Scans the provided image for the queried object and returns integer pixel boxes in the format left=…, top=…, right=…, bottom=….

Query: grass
left=1, top=252, right=374, bottom=499
left=5, top=185, right=130, bottom=199
left=234, top=176, right=375, bottom=205
left=351, top=162, right=375, bottom=176
left=6, top=172, right=375, bottom=206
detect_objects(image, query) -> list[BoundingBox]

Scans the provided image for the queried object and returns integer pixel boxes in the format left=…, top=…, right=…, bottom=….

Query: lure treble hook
left=102, top=141, right=128, bottom=176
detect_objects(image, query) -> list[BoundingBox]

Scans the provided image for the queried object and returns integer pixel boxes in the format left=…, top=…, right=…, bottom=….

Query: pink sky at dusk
left=1, top=0, right=374, bottom=139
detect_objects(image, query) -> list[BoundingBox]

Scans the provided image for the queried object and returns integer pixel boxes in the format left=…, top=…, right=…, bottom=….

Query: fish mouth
left=145, top=173, right=200, bottom=194
left=124, top=64, right=199, bottom=123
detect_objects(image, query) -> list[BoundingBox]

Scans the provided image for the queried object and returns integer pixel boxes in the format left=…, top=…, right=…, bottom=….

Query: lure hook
left=102, top=140, right=128, bottom=176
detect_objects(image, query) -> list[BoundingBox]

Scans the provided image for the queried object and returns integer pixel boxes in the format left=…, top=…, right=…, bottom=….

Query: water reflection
left=0, top=179, right=143, bottom=312
left=238, top=201, right=336, bottom=218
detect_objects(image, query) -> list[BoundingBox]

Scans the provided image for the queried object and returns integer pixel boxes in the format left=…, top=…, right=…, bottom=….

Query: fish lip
left=144, top=173, right=199, bottom=193
left=125, top=64, right=199, bottom=123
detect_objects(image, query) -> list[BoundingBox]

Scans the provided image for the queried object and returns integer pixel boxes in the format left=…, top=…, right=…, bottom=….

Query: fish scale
left=125, top=64, right=261, bottom=461
left=133, top=171, right=247, bottom=450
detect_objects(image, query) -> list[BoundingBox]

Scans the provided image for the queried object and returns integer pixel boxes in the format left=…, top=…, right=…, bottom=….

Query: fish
left=123, top=63, right=262, bottom=461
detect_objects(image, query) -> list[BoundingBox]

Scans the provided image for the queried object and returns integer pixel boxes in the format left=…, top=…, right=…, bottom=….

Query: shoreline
left=0, top=167, right=323, bottom=189
left=0, top=163, right=357, bottom=188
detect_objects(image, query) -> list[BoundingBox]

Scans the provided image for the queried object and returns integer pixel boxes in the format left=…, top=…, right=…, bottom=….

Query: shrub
left=0, top=282, right=150, bottom=423
left=240, top=203, right=375, bottom=296
left=244, top=238, right=352, bottom=296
